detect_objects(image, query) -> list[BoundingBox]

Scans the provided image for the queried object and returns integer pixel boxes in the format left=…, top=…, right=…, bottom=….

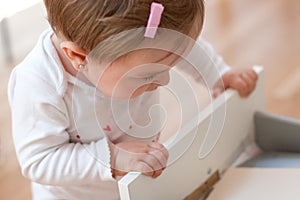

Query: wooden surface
left=207, top=168, right=300, bottom=200
left=202, top=0, right=300, bottom=119
left=1, top=0, right=300, bottom=199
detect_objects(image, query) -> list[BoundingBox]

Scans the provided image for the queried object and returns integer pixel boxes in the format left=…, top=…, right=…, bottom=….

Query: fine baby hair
left=43, top=0, right=205, bottom=64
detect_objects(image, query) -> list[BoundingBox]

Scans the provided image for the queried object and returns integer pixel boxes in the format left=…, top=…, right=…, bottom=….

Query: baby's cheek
left=95, top=81, right=134, bottom=98
left=96, top=84, right=114, bottom=97
left=97, top=80, right=156, bottom=99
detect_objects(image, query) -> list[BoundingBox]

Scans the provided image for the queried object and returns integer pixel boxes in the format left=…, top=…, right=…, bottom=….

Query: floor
left=0, top=0, right=299, bottom=199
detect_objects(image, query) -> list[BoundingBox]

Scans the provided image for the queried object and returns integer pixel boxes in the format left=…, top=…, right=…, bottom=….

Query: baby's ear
left=60, top=41, right=87, bottom=71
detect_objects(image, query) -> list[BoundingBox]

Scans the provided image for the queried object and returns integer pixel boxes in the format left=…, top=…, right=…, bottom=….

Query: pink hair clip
left=144, top=2, right=165, bottom=38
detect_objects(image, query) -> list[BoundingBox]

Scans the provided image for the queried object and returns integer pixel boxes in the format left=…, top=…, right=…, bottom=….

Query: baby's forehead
left=88, top=27, right=197, bottom=66
left=122, top=49, right=181, bottom=66
left=127, top=49, right=172, bottom=59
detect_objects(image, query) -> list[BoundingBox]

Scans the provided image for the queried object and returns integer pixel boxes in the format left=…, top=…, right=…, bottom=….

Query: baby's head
left=44, top=0, right=205, bottom=98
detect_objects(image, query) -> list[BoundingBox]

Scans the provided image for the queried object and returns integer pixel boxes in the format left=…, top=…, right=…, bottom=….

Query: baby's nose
left=155, top=73, right=170, bottom=86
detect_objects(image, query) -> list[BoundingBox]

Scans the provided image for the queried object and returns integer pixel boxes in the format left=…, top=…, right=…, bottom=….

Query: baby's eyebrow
left=149, top=68, right=169, bottom=76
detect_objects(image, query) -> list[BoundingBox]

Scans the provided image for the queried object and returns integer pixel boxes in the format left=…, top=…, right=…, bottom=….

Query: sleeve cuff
left=95, top=137, right=115, bottom=181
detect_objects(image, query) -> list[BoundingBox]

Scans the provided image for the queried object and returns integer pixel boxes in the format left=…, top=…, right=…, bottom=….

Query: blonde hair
left=44, top=0, right=205, bottom=63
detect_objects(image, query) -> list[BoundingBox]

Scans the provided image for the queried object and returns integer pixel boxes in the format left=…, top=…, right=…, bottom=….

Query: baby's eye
left=143, top=76, right=154, bottom=82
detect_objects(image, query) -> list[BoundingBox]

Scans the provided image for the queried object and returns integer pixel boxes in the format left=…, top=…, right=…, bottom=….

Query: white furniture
left=118, top=66, right=265, bottom=200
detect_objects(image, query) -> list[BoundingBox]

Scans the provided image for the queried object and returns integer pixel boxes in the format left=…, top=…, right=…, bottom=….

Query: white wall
left=0, top=2, right=49, bottom=66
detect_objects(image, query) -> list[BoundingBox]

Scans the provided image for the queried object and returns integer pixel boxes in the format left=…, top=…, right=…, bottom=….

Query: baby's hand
left=109, top=141, right=169, bottom=179
left=213, top=68, right=258, bottom=98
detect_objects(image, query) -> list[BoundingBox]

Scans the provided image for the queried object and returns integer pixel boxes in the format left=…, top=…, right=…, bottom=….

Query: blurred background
left=0, top=0, right=299, bottom=199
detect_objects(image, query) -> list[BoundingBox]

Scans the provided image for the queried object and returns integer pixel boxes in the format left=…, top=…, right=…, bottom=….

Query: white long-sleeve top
left=8, top=29, right=229, bottom=200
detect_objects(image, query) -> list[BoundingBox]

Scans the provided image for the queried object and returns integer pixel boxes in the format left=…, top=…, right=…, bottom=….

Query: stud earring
left=78, top=64, right=87, bottom=71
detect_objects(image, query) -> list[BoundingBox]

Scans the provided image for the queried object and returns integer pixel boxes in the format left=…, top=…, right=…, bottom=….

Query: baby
left=8, top=1, right=257, bottom=199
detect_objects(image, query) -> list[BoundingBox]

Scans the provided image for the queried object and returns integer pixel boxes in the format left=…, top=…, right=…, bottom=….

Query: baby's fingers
left=134, top=161, right=155, bottom=177
left=134, top=155, right=163, bottom=178
left=230, top=78, right=248, bottom=97
left=148, top=142, right=169, bottom=160
left=241, top=73, right=256, bottom=93
left=149, top=148, right=168, bottom=170
left=246, top=69, right=258, bottom=82
left=143, top=153, right=165, bottom=178
left=241, top=70, right=258, bottom=96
